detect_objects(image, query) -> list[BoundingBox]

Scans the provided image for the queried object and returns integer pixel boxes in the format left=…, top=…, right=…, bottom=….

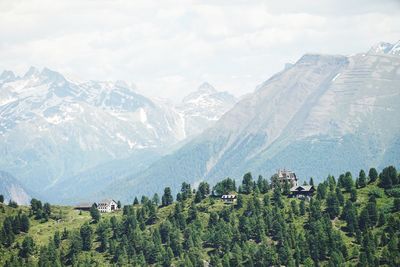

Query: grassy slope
left=0, top=181, right=398, bottom=266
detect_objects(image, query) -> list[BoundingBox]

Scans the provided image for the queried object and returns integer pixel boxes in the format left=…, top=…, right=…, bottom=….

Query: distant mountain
left=177, top=82, right=237, bottom=137
left=369, top=40, right=400, bottom=55
left=112, top=41, right=400, bottom=200
left=0, top=69, right=236, bottom=203
left=0, top=171, right=32, bottom=205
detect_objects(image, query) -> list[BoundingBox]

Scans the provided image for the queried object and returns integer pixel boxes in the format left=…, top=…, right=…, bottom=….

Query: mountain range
left=0, top=69, right=237, bottom=203
left=0, top=41, right=399, bottom=203
left=107, top=41, right=400, bottom=201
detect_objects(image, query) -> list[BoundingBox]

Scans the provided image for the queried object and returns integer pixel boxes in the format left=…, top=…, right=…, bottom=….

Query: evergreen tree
left=0, top=195, right=3, bottom=203
left=198, top=182, right=210, bottom=199
left=366, top=201, right=378, bottom=226
left=1, top=217, right=15, bottom=247
left=20, top=214, right=30, bottom=232
left=299, top=200, right=306, bottom=216
left=368, top=168, right=378, bottom=183
left=152, top=193, right=160, bottom=206
left=358, top=208, right=370, bottom=231
left=194, top=190, right=202, bottom=203
left=90, top=204, right=100, bottom=223
left=342, top=200, right=358, bottom=235
left=162, top=187, right=174, bottom=206
left=350, top=187, right=357, bottom=202
left=343, top=172, right=354, bottom=192
left=326, top=192, right=340, bottom=219
left=133, top=197, right=139, bottom=205
left=80, top=223, right=93, bottom=251
left=316, top=183, right=327, bottom=200
left=43, top=203, right=51, bottom=221
left=379, top=166, right=397, bottom=189
left=20, top=236, right=35, bottom=258
left=236, top=194, right=244, bottom=209
left=358, top=169, right=367, bottom=188
left=241, top=172, right=254, bottom=194
left=336, top=187, right=345, bottom=206
left=53, top=231, right=61, bottom=248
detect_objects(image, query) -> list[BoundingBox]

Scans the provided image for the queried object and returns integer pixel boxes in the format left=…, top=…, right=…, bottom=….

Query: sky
left=0, top=0, right=399, bottom=101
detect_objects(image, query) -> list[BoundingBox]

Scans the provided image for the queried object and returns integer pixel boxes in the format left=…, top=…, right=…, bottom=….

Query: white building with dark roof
left=97, top=199, right=118, bottom=213
left=221, top=194, right=237, bottom=203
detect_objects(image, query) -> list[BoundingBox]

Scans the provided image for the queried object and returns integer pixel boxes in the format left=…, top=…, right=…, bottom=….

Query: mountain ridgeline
left=0, top=166, right=399, bottom=266
left=0, top=70, right=236, bottom=203
left=113, top=42, right=400, bottom=200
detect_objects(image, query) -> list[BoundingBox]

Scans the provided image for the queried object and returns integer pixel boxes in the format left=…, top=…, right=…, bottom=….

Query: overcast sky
left=0, top=0, right=399, bottom=100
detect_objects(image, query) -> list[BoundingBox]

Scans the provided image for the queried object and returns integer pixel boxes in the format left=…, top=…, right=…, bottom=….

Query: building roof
left=290, top=185, right=315, bottom=192
left=221, top=194, right=237, bottom=199
left=75, top=202, right=95, bottom=208
left=97, top=199, right=117, bottom=209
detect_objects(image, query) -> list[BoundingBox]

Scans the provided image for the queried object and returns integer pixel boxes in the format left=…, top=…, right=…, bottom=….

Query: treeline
left=1, top=165, right=400, bottom=266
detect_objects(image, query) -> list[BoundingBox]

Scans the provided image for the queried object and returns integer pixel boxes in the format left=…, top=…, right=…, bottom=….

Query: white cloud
left=0, top=0, right=399, bottom=100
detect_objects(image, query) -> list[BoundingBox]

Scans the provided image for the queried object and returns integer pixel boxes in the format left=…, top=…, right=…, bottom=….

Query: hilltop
left=0, top=165, right=399, bottom=266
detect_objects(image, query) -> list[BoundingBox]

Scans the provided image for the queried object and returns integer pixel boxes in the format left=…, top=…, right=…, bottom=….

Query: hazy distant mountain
left=112, top=41, right=400, bottom=200
left=0, top=69, right=236, bottom=202
left=0, top=171, right=31, bottom=205
left=177, top=82, right=237, bottom=137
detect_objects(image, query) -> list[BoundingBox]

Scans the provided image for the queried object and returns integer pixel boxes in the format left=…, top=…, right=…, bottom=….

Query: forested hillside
left=1, top=166, right=400, bottom=266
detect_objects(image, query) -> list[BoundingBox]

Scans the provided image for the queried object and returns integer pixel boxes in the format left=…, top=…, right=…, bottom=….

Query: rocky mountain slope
left=0, top=171, right=32, bottom=205
left=112, top=42, right=400, bottom=200
left=0, top=69, right=236, bottom=202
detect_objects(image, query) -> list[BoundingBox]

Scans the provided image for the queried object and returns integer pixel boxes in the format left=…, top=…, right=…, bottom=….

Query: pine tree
left=152, top=193, right=160, bottom=206
left=316, top=183, right=327, bottom=200
left=242, top=172, right=254, bottom=194
left=358, top=169, right=367, bottom=188
left=198, top=182, right=210, bottom=198
left=358, top=208, right=370, bottom=231
left=379, top=166, right=397, bottom=188
left=350, top=187, right=357, bottom=202
left=90, top=204, right=100, bottom=223
left=20, top=236, right=35, bottom=258
left=162, top=187, right=173, bottom=206
left=20, top=214, right=30, bottom=232
left=368, top=168, right=378, bottom=183
left=299, top=200, right=306, bottom=216
left=1, top=217, right=15, bottom=247
left=366, top=201, right=378, bottom=226
left=133, top=197, right=139, bottom=205
left=326, top=192, right=340, bottom=219
left=43, top=203, right=51, bottom=220
left=80, top=223, right=93, bottom=251
left=53, top=231, right=61, bottom=248
left=335, top=187, right=345, bottom=206
left=343, top=172, right=354, bottom=192
left=0, top=195, right=4, bottom=203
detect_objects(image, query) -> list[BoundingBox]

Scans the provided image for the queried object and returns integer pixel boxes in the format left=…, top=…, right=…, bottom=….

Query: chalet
left=221, top=194, right=237, bottom=204
left=277, top=169, right=298, bottom=188
left=290, top=185, right=315, bottom=199
left=97, top=199, right=119, bottom=213
left=74, top=202, right=96, bottom=211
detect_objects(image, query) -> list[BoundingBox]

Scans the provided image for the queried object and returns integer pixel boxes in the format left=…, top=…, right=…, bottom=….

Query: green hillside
left=1, top=166, right=400, bottom=266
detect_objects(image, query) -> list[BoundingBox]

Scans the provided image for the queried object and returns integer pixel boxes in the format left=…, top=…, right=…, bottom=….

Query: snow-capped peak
left=369, top=41, right=400, bottom=56
left=197, top=82, right=217, bottom=94
left=0, top=70, right=16, bottom=82
left=40, top=67, right=66, bottom=83
left=23, top=66, right=40, bottom=78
